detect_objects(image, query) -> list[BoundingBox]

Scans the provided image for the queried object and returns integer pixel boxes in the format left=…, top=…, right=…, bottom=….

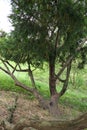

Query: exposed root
left=0, top=113, right=87, bottom=130
left=7, top=96, right=18, bottom=123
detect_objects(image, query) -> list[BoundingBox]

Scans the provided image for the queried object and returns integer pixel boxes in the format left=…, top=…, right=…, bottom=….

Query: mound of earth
left=0, top=90, right=81, bottom=124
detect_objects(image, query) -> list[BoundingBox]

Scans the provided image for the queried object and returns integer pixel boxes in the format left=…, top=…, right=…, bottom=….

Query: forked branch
left=0, top=59, right=42, bottom=100
left=59, top=60, right=72, bottom=97
left=55, top=37, right=87, bottom=81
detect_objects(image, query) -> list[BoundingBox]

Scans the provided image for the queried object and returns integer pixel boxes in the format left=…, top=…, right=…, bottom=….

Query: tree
left=0, top=0, right=87, bottom=116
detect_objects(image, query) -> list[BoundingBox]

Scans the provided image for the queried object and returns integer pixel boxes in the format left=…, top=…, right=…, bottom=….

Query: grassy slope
left=0, top=64, right=87, bottom=113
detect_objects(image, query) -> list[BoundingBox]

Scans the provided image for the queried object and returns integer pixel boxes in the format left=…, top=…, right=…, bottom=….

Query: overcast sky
left=0, top=0, right=12, bottom=32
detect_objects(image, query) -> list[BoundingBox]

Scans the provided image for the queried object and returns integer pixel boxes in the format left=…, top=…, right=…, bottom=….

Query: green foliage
left=0, top=0, right=87, bottom=66
left=60, top=89, right=87, bottom=112
left=0, top=30, right=7, bottom=37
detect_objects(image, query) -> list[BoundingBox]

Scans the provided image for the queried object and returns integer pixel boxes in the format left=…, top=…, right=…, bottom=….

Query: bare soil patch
left=0, top=91, right=81, bottom=124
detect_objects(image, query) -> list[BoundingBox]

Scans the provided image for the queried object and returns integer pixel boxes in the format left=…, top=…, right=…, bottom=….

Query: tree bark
left=49, top=58, right=56, bottom=96
left=59, top=61, right=72, bottom=97
left=49, top=93, right=60, bottom=117
left=49, top=57, right=60, bottom=116
left=28, top=65, right=36, bottom=89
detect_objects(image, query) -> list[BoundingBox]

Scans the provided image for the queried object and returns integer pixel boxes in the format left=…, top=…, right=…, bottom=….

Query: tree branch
left=0, top=66, right=10, bottom=75
left=0, top=59, right=42, bottom=99
left=12, top=64, right=18, bottom=74
left=56, top=55, right=73, bottom=80
left=5, top=61, right=29, bottom=72
left=5, top=61, right=38, bottom=73
left=1, top=59, right=10, bottom=73
left=59, top=60, right=72, bottom=97
left=57, top=77, right=66, bottom=83
left=55, top=37, right=87, bottom=80
left=28, top=64, right=36, bottom=89
left=55, top=29, right=60, bottom=52
left=0, top=58, right=46, bottom=109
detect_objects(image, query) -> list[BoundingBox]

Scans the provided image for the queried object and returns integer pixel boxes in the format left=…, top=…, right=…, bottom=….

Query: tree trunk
left=49, top=93, right=60, bottom=117
left=49, top=58, right=56, bottom=96
left=49, top=57, right=60, bottom=116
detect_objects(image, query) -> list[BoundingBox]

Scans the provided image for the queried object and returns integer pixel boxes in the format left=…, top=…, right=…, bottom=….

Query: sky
left=0, top=0, right=12, bottom=33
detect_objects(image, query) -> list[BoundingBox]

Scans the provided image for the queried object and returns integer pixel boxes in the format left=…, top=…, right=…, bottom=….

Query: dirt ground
left=0, top=91, right=81, bottom=124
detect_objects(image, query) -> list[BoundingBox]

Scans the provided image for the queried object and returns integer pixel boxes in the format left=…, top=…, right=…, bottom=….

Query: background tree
left=0, top=0, right=87, bottom=116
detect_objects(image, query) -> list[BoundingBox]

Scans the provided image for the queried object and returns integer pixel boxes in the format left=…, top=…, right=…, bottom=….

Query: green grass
left=59, top=89, right=87, bottom=112
left=0, top=71, right=34, bottom=100
left=0, top=64, right=87, bottom=112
